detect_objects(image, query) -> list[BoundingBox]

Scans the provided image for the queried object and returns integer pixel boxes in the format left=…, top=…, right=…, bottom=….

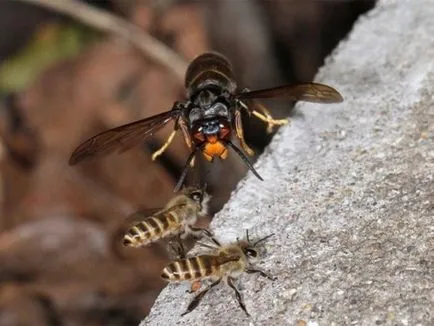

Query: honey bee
left=122, top=186, right=213, bottom=257
left=161, top=231, right=275, bottom=316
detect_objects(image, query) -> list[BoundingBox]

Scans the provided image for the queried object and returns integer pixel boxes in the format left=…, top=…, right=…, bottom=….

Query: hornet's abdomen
left=185, top=52, right=237, bottom=98
left=123, top=212, right=181, bottom=248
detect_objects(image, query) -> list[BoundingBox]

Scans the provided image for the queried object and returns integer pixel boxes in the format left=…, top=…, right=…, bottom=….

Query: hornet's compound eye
left=245, top=248, right=258, bottom=258
left=190, top=191, right=203, bottom=202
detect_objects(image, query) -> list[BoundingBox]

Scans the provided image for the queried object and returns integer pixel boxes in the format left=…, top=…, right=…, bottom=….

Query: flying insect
left=122, top=186, right=212, bottom=258
left=161, top=231, right=275, bottom=316
left=69, top=52, right=343, bottom=190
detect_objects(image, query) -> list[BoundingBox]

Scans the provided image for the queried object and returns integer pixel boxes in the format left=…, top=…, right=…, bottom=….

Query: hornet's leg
left=174, top=150, right=196, bottom=192
left=178, top=118, right=196, bottom=167
left=181, top=278, right=221, bottom=316
left=238, top=89, right=288, bottom=134
left=234, top=108, right=255, bottom=156
left=227, top=277, right=249, bottom=316
left=152, top=130, right=176, bottom=161
left=190, top=156, right=196, bottom=167
left=251, top=102, right=288, bottom=134
left=246, top=268, right=276, bottom=280
left=178, top=118, right=193, bottom=150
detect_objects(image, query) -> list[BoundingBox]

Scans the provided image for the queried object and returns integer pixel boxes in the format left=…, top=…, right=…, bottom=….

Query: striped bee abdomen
left=123, top=213, right=177, bottom=248
left=161, top=255, right=218, bottom=281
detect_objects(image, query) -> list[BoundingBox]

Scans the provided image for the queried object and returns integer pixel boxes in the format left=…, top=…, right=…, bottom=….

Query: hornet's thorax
left=184, top=53, right=237, bottom=162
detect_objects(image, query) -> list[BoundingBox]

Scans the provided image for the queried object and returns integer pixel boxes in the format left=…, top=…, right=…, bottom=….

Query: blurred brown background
left=0, top=0, right=375, bottom=325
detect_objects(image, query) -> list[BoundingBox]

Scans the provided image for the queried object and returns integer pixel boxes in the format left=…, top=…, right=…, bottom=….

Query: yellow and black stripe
left=123, top=212, right=180, bottom=248
left=161, top=255, right=217, bottom=281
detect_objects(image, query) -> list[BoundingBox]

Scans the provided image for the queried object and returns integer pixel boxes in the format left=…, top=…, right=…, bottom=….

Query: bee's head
left=239, top=231, right=274, bottom=263
left=244, top=246, right=259, bottom=260
left=183, top=185, right=210, bottom=215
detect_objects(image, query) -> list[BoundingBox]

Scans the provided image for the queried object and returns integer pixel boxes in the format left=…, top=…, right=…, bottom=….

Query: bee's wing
left=126, top=208, right=166, bottom=222
left=236, top=83, right=343, bottom=104
left=215, top=253, right=242, bottom=266
left=69, top=109, right=181, bottom=165
left=129, top=202, right=188, bottom=220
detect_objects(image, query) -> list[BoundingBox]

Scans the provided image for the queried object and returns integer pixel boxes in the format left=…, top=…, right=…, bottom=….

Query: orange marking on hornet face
left=220, top=147, right=228, bottom=159
left=202, top=141, right=228, bottom=160
left=206, top=135, right=218, bottom=144
left=203, top=152, right=213, bottom=161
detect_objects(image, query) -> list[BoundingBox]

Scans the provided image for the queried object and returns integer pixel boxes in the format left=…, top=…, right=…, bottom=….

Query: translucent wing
left=215, top=253, right=242, bottom=266
left=69, top=110, right=180, bottom=165
left=126, top=203, right=186, bottom=222
left=126, top=208, right=166, bottom=221
left=236, top=83, right=343, bottom=103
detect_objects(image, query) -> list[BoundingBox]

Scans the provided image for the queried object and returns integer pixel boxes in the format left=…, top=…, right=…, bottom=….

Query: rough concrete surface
left=143, top=1, right=433, bottom=325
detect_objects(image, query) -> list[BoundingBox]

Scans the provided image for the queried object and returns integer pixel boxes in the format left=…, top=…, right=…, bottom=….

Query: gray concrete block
left=142, top=1, right=434, bottom=325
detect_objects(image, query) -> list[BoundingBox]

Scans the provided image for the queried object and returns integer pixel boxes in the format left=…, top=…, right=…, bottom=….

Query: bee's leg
left=186, top=280, right=202, bottom=294
left=195, top=241, right=218, bottom=250
left=181, top=278, right=221, bottom=316
left=246, top=268, right=276, bottom=281
left=168, top=237, right=186, bottom=259
left=187, top=226, right=206, bottom=238
left=251, top=102, right=288, bottom=134
left=203, top=230, right=221, bottom=247
left=227, top=277, right=249, bottom=316
left=234, top=108, right=255, bottom=156
left=189, top=227, right=221, bottom=247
